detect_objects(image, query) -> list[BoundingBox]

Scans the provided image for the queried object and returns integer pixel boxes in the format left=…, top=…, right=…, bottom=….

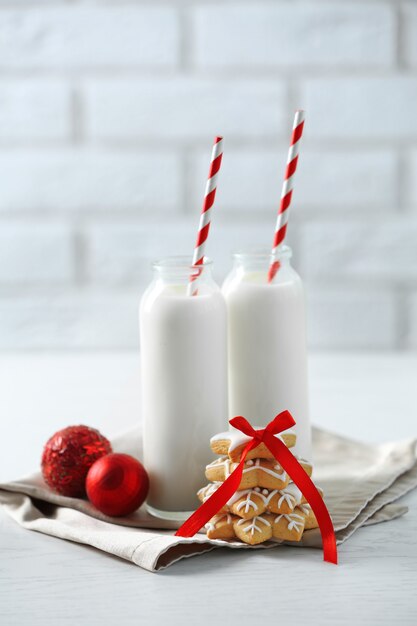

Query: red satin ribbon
left=175, top=411, right=338, bottom=564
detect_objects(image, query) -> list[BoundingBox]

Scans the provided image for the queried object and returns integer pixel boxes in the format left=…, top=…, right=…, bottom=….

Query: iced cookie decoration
left=205, top=457, right=290, bottom=490
left=234, top=515, right=273, bottom=545
left=272, top=512, right=305, bottom=542
left=296, top=503, right=319, bottom=530
left=228, top=489, right=267, bottom=519
left=211, top=429, right=296, bottom=463
left=176, top=412, right=338, bottom=564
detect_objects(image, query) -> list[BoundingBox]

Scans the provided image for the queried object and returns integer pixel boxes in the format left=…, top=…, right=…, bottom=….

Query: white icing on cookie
left=198, top=482, right=222, bottom=500
left=207, top=457, right=287, bottom=483
left=261, top=489, right=278, bottom=505
left=277, top=483, right=302, bottom=509
left=211, top=428, right=295, bottom=453
left=235, top=491, right=262, bottom=514
left=200, top=484, right=263, bottom=511
left=275, top=512, right=304, bottom=532
left=298, top=503, right=311, bottom=516
left=242, top=458, right=287, bottom=481
left=227, top=488, right=250, bottom=506
left=206, top=456, right=232, bottom=478
left=237, top=515, right=271, bottom=535
left=206, top=513, right=232, bottom=531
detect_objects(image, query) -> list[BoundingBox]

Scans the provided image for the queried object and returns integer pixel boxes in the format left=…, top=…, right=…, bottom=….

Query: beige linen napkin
left=0, top=427, right=416, bottom=572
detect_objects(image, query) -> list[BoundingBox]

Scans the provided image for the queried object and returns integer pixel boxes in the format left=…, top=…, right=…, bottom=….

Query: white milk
left=222, top=248, right=311, bottom=460
left=140, top=258, right=228, bottom=519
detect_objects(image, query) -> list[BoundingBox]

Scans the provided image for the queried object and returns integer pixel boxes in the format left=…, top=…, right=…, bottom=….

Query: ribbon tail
left=175, top=439, right=258, bottom=538
left=263, top=432, right=338, bottom=565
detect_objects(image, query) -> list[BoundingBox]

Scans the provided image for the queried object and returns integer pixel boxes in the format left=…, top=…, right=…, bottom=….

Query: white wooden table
left=1, top=352, right=417, bottom=625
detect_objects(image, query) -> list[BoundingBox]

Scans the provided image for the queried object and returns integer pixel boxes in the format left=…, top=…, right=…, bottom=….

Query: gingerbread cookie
left=228, top=489, right=267, bottom=519
left=197, top=483, right=228, bottom=514
left=205, top=513, right=238, bottom=540
left=210, top=429, right=296, bottom=462
left=272, top=512, right=305, bottom=542
left=198, top=483, right=267, bottom=519
left=296, top=503, right=319, bottom=530
left=205, top=457, right=290, bottom=490
left=264, top=482, right=303, bottom=515
left=234, top=514, right=273, bottom=545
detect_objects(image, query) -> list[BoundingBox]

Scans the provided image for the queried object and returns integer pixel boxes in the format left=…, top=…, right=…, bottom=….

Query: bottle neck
left=152, top=256, right=214, bottom=286
left=233, top=246, right=292, bottom=273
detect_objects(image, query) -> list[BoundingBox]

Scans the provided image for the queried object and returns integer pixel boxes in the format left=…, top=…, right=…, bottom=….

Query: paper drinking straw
left=188, top=136, right=224, bottom=296
left=267, top=110, right=305, bottom=283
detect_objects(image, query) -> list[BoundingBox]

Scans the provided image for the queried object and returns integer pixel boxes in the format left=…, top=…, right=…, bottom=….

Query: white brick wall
left=300, top=78, right=417, bottom=140
left=0, top=150, right=181, bottom=211
left=0, top=292, right=139, bottom=349
left=84, top=79, right=286, bottom=141
left=0, top=0, right=415, bottom=351
left=0, top=8, right=179, bottom=69
left=0, top=81, right=71, bottom=141
left=190, top=148, right=398, bottom=213
left=192, top=4, right=395, bottom=69
left=409, top=293, right=417, bottom=349
left=299, top=219, right=417, bottom=283
left=403, top=3, right=417, bottom=67
left=306, top=287, right=398, bottom=350
left=408, top=150, right=417, bottom=206
left=0, top=222, right=73, bottom=284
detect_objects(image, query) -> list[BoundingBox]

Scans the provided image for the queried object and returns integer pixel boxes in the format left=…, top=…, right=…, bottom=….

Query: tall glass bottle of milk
left=222, top=246, right=311, bottom=460
left=140, top=257, right=228, bottom=520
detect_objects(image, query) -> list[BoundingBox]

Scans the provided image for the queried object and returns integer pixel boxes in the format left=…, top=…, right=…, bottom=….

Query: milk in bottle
left=222, top=247, right=311, bottom=460
left=140, top=257, right=228, bottom=519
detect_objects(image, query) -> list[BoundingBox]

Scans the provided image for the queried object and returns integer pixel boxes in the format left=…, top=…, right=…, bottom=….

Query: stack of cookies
left=198, top=428, right=320, bottom=545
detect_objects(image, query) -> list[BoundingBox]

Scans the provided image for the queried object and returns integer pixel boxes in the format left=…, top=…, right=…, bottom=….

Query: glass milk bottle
left=140, top=257, right=228, bottom=520
left=222, top=246, right=311, bottom=461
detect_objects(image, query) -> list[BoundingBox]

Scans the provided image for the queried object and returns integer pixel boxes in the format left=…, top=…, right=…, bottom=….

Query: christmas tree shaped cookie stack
left=197, top=428, right=320, bottom=545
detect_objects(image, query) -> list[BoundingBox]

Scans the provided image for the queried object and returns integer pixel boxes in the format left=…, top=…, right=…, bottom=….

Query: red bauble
left=86, top=453, right=149, bottom=517
left=41, top=425, right=112, bottom=497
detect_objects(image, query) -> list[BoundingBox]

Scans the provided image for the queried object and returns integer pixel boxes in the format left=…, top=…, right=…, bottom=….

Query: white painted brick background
left=192, top=4, right=395, bottom=69
left=0, top=222, right=73, bottom=284
left=0, top=8, right=179, bottom=69
left=84, top=79, right=286, bottom=140
left=0, top=81, right=71, bottom=141
left=0, top=150, right=181, bottom=211
left=300, top=77, right=417, bottom=140
left=0, top=0, right=416, bottom=351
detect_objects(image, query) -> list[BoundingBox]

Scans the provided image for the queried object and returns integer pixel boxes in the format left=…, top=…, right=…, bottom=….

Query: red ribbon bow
left=175, top=411, right=338, bottom=564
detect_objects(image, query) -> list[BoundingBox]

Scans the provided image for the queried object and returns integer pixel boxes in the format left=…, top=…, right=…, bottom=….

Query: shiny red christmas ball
left=86, top=453, right=149, bottom=517
left=41, top=425, right=112, bottom=497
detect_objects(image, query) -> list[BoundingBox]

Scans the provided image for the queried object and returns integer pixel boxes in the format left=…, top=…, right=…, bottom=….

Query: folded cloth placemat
left=0, top=427, right=416, bottom=572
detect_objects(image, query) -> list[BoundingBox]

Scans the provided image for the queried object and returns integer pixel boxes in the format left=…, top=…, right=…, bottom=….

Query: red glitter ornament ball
left=86, top=453, right=149, bottom=517
left=41, top=425, right=112, bottom=497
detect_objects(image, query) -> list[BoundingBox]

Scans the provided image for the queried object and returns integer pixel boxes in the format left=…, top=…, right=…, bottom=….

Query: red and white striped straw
left=188, top=136, right=224, bottom=295
left=267, top=110, right=305, bottom=283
